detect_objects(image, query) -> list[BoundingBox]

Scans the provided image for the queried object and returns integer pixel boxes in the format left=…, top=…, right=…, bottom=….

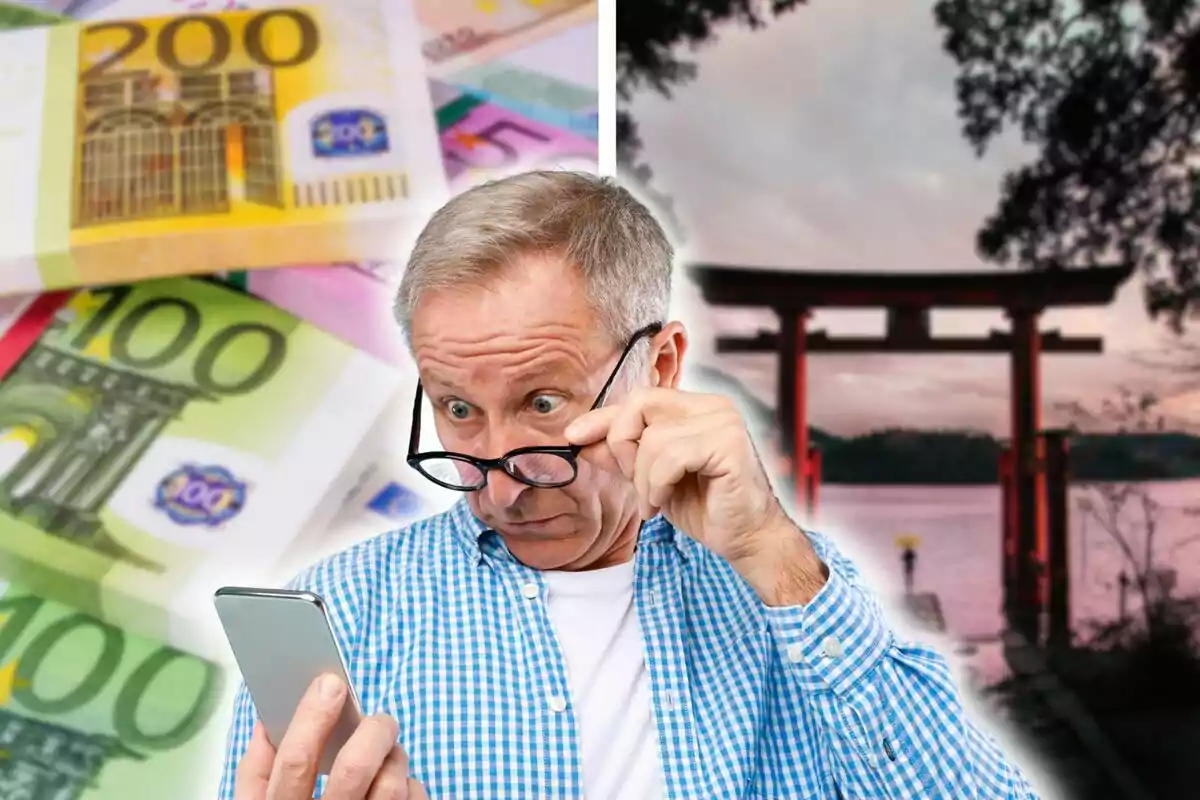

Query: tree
left=1058, top=387, right=1200, bottom=636
left=617, top=0, right=808, bottom=175
left=932, top=0, right=1200, bottom=330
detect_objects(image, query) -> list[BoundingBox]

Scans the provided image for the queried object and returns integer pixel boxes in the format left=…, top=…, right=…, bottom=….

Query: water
left=816, top=479, right=1200, bottom=640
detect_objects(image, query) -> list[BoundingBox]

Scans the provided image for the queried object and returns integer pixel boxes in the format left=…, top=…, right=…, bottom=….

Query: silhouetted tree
left=617, top=0, right=807, bottom=178
left=1058, top=387, right=1200, bottom=636
left=933, top=0, right=1200, bottom=330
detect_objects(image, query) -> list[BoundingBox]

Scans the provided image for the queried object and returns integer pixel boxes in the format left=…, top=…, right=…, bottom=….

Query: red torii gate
left=689, top=264, right=1133, bottom=644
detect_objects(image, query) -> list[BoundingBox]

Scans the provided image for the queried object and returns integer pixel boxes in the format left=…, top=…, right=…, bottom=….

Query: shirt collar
left=446, top=496, right=694, bottom=565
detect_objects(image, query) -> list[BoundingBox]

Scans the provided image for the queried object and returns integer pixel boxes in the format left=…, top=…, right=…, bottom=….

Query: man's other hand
left=233, top=674, right=425, bottom=800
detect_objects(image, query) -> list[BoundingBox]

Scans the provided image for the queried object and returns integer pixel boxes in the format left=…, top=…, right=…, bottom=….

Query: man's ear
left=650, top=321, right=688, bottom=389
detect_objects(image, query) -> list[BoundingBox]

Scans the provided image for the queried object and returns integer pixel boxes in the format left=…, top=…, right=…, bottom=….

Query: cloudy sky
left=629, top=0, right=1200, bottom=436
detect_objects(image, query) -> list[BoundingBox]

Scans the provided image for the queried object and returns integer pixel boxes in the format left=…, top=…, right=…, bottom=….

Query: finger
left=604, top=397, right=650, bottom=480
left=323, top=715, right=400, bottom=800
left=365, top=747, right=413, bottom=800
left=565, top=388, right=722, bottom=445
left=268, top=674, right=348, bottom=799
left=574, top=438, right=624, bottom=478
left=633, top=419, right=715, bottom=518
left=563, top=404, right=620, bottom=446
left=233, top=721, right=276, bottom=800
left=403, top=778, right=429, bottom=800
left=603, top=390, right=733, bottom=479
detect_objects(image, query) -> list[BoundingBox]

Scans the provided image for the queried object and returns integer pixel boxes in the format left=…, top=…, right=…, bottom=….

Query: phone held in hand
left=214, top=586, right=364, bottom=775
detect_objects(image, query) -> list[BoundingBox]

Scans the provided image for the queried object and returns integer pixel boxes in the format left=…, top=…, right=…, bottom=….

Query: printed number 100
left=0, top=594, right=222, bottom=752
left=68, top=285, right=287, bottom=396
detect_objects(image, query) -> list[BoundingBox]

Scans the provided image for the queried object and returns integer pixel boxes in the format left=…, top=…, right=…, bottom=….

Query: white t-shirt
left=542, top=560, right=665, bottom=800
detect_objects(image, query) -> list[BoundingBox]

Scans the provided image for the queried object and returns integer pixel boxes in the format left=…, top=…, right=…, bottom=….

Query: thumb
left=233, top=721, right=275, bottom=800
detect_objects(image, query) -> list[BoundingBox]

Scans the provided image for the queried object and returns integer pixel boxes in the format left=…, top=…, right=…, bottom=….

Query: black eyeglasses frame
left=406, top=322, right=664, bottom=492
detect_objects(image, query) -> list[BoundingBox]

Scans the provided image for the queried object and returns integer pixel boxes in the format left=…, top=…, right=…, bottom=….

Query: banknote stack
left=0, top=0, right=596, bottom=796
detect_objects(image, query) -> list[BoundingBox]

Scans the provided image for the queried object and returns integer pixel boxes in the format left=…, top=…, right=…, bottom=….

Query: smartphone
left=214, top=586, right=364, bottom=775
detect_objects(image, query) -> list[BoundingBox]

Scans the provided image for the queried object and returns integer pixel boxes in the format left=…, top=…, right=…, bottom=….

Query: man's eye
left=530, top=394, right=565, bottom=414
left=446, top=400, right=472, bottom=419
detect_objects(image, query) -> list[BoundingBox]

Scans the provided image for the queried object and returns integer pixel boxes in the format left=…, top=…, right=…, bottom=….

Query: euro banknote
left=315, top=390, right=459, bottom=551
left=236, top=263, right=412, bottom=368
left=0, top=0, right=61, bottom=26
left=449, top=66, right=597, bottom=141
left=227, top=88, right=597, bottom=366
left=434, top=81, right=597, bottom=179
left=0, top=0, right=446, bottom=297
left=445, top=22, right=597, bottom=139
left=0, top=277, right=403, bottom=659
left=418, top=0, right=595, bottom=77
left=316, top=458, right=438, bottom=556
left=0, top=578, right=229, bottom=799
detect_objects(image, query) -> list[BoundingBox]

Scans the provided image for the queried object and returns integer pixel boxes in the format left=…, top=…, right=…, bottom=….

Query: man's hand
left=565, top=387, right=828, bottom=606
left=234, top=674, right=426, bottom=800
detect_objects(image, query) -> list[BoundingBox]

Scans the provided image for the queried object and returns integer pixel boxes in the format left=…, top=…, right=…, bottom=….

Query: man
left=218, top=171, right=1037, bottom=799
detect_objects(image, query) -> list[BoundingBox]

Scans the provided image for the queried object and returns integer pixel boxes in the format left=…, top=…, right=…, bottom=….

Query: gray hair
left=394, top=170, right=673, bottom=379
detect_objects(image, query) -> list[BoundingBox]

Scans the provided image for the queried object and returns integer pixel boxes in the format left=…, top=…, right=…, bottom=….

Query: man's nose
left=479, top=424, right=532, bottom=508
left=482, top=467, right=528, bottom=508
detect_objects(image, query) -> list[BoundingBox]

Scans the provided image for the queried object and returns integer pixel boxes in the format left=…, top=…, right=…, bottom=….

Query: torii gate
left=689, top=264, right=1134, bottom=644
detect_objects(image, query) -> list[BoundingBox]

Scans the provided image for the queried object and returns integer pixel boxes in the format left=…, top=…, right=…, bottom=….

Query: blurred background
left=620, top=1, right=1200, bottom=798
left=0, top=0, right=595, bottom=796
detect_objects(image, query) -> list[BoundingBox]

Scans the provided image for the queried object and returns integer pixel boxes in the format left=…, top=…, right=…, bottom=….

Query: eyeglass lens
left=417, top=451, right=577, bottom=490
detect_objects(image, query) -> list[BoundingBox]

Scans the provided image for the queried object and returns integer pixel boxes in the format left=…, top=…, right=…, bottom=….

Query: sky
left=629, top=0, right=1200, bottom=437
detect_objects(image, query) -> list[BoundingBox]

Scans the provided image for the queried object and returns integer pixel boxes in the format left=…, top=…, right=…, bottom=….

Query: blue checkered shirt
left=217, top=499, right=1037, bottom=798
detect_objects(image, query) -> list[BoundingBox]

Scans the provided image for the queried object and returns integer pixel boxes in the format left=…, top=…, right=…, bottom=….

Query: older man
left=218, top=171, right=1037, bottom=799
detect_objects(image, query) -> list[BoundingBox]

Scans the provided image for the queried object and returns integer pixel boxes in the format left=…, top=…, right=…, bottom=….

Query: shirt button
left=521, top=582, right=540, bottom=599
left=663, top=690, right=679, bottom=710
left=821, top=636, right=844, bottom=658
left=786, top=643, right=805, bottom=663
left=547, top=695, right=567, bottom=713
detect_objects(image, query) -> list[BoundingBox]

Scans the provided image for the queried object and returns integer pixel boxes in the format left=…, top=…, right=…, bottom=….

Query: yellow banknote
left=0, top=0, right=445, bottom=296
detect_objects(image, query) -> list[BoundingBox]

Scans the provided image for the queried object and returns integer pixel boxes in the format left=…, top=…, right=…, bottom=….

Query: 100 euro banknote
left=0, top=278, right=403, bottom=658
left=0, top=579, right=229, bottom=799
left=0, top=0, right=446, bottom=296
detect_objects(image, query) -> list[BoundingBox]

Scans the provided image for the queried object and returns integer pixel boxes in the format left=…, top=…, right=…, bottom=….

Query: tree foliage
left=933, top=0, right=1200, bottom=329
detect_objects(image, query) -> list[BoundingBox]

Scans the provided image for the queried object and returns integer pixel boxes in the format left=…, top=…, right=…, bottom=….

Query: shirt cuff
left=762, top=562, right=894, bottom=696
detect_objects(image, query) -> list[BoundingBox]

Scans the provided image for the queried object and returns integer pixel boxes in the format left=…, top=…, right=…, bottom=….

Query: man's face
left=410, top=252, right=675, bottom=570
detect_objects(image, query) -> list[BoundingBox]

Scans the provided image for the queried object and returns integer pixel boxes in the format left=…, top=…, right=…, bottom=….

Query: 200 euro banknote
left=0, top=0, right=445, bottom=296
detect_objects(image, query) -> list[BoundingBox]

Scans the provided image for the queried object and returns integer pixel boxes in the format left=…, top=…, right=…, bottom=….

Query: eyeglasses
left=407, top=323, right=663, bottom=492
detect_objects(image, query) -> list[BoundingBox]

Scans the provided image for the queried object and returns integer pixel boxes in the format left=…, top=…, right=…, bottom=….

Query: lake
left=817, top=479, right=1200, bottom=640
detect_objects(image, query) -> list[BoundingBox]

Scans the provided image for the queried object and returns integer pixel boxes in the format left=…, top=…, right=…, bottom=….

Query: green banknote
left=0, top=277, right=402, bottom=658
left=0, top=2, right=63, bottom=29
left=0, top=579, right=229, bottom=799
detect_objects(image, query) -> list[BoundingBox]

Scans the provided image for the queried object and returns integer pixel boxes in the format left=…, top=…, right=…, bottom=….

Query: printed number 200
left=81, top=9, right=320, bottom=80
